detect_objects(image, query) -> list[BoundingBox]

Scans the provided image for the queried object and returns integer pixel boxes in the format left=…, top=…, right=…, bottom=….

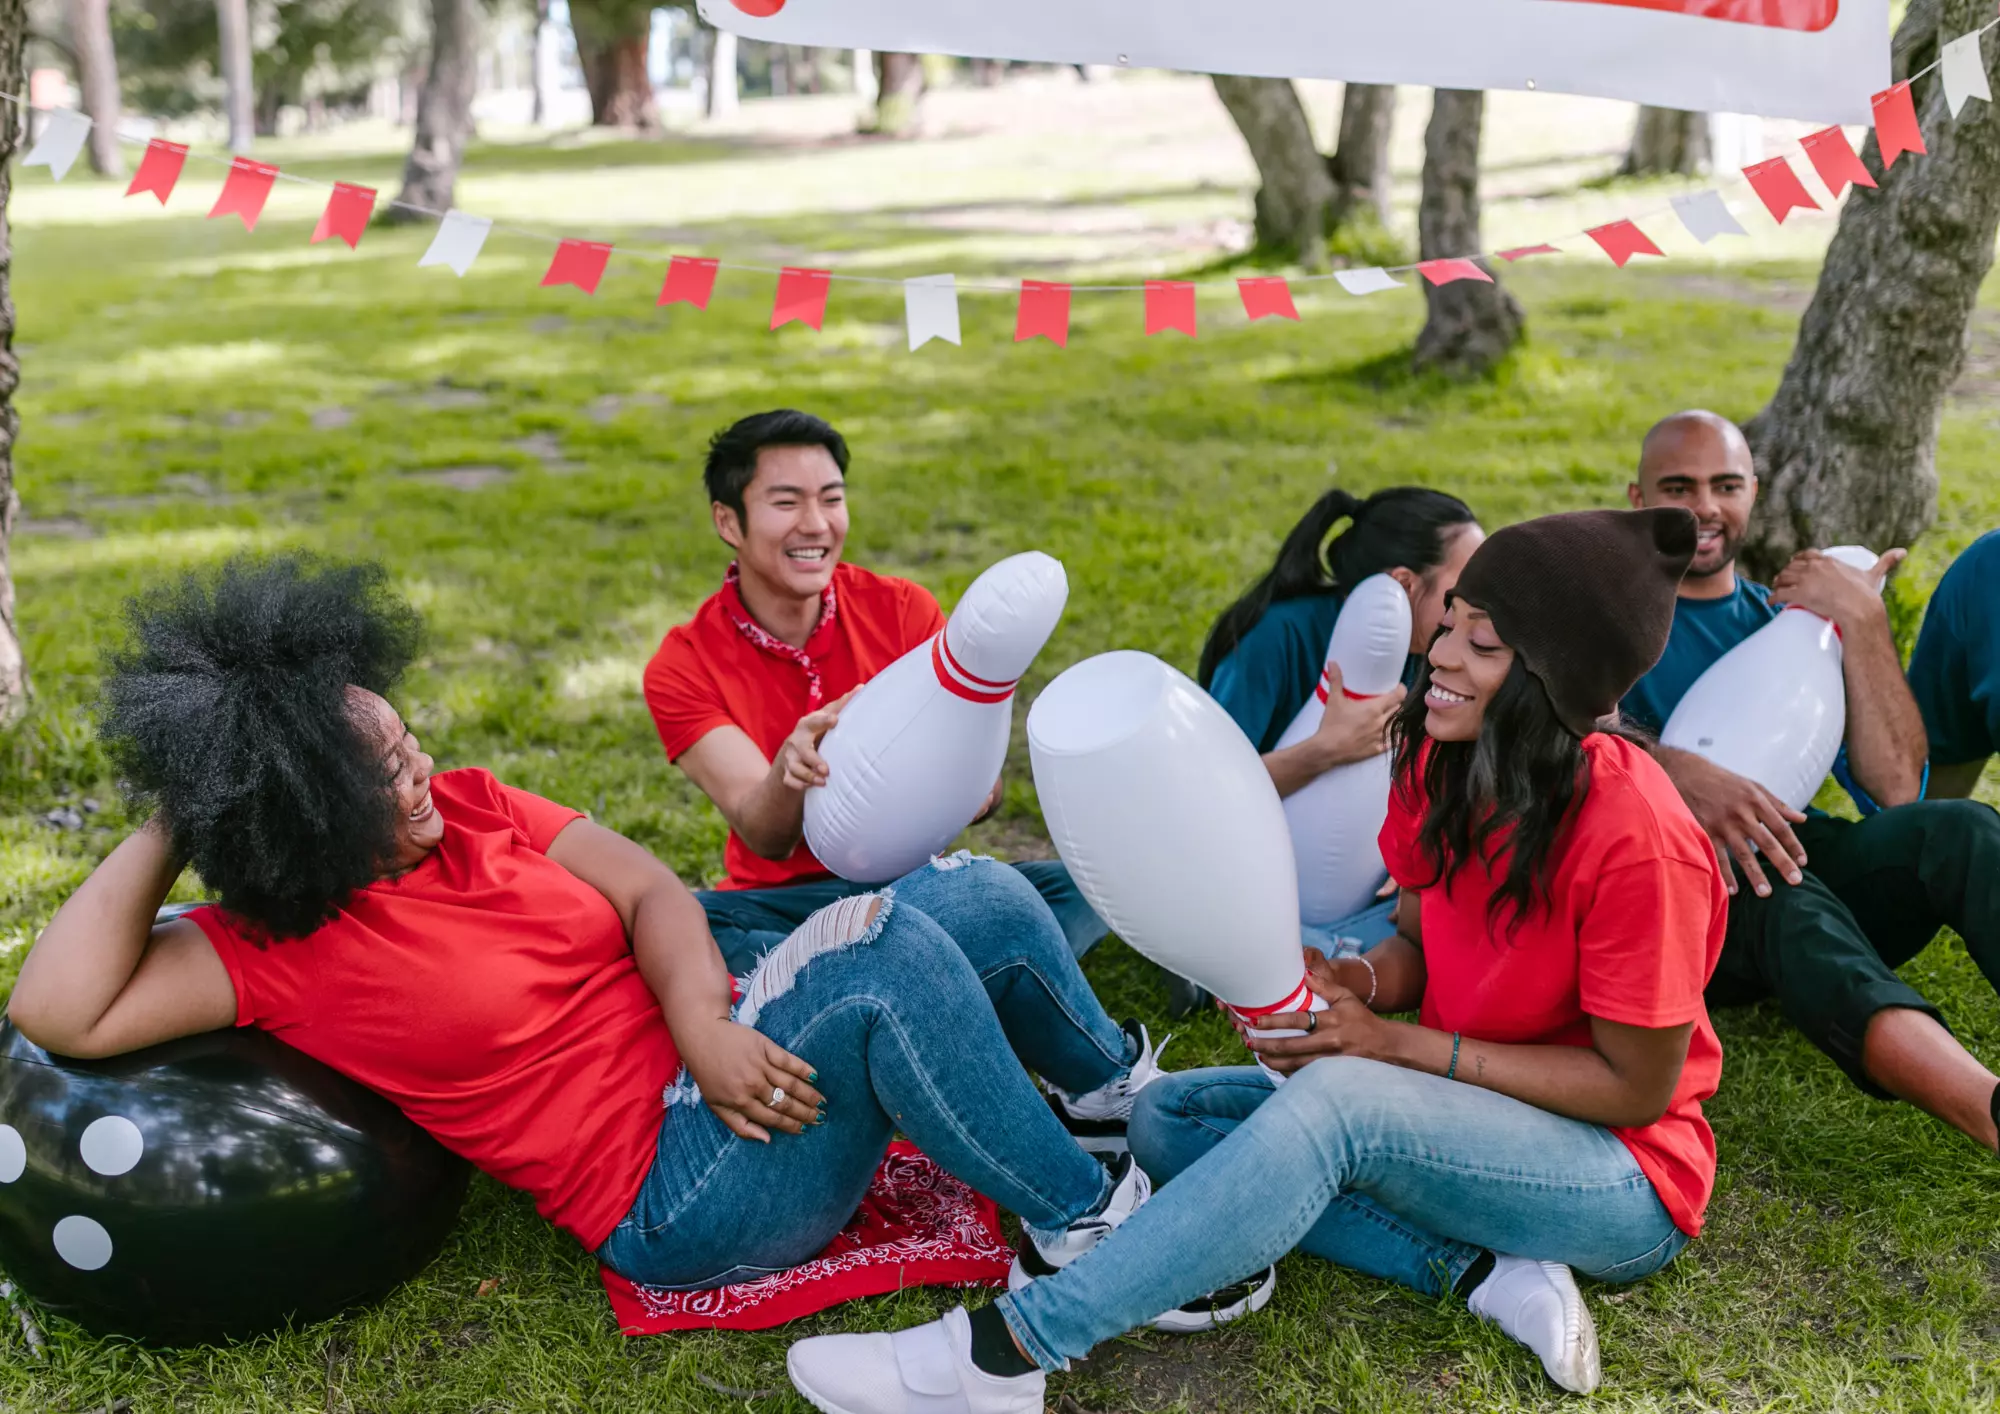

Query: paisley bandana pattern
left=718, top=562, right=841, bottom=709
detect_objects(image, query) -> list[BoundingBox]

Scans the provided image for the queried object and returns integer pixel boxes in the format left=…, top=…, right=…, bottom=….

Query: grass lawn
left=2, top=75, right=1997, bottom=1412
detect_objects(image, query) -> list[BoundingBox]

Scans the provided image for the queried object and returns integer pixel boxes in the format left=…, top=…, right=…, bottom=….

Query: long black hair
left=1197, top=486, right=1477, bottom=688
left=1388, top=646, right=1599, bottom=936
left=100, top=555, right=423, bottom=940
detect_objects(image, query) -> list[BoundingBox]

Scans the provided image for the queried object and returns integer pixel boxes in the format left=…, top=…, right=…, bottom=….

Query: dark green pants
left=1709, top=800, right=2000, bottom=1097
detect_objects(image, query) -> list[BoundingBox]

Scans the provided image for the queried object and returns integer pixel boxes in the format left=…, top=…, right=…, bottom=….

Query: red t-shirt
left=1378, top=733, right=1727, bottom=1237
left=190, top=768, right=680, bottom=1252
left=643, top=561, right=946, bottom=890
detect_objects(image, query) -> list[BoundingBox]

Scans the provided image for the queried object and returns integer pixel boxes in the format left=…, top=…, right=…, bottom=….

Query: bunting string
left=14, top=14, right=2000, bottom=350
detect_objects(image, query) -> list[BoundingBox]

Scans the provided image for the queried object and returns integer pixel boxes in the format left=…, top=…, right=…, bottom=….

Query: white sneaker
left=787, top=1306, right=1044, bottom=1414
left=1044, top=1021, right=1174, bottom=1154
left=1012, top=1150, right=1150, bottom=1284
left=1466, top=1255, right=1601, bottom=1395
left=1008, top=1255, right=1278, bottom=1335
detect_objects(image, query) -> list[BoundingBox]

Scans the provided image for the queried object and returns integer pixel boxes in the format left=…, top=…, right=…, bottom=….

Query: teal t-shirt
left=1206, top=591, right=1420, bottom=753
left=1908, top=529, right=2000, bottom=766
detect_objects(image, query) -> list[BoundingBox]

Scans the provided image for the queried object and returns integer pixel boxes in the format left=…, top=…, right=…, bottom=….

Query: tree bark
left=1212, top=74, right=1336, bottom=266
left=705, top=26, right=738, bottom=118
left=1330, top=82, right=1395, bottom=227
left=1740, top=0, right=1996, bottom=576
left=0, top=0, right=26, bottom=719
left=571, top=0, right=660, bottom=130
left=214, top=0, right=254, bottom=153
left=867, top=51, right=925, bottom=136
left=384, top=0, right=477, bottom=220
left=530, top=0, right=551, bottom=127
left=1414, top=89, right=1523, bottom=376
left=1621, top=105, right=1711, bottom=177
left=66, top=0, right=121, bottom=177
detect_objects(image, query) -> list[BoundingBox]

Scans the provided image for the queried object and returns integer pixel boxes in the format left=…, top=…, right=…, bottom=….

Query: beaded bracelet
left=1353, top=954, right=1379, bottom=1009
left=1445, top=1031, right=1462, bottom=1081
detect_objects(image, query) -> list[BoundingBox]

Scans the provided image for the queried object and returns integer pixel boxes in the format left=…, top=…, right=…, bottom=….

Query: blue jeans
left=598, top=857, right=1121, bottom=1288
left=1300, top=898, right=1399, bottom=958
left=698, top=858, right=1109, bottom=965
left=999, top=1057, right=1690, bottom=1371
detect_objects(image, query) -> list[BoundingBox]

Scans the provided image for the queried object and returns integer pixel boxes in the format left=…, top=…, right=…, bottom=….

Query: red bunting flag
left=1743, top=157, right=1821, bottom=224
left=125, top=139, right=188, bottom=205
left=542, top=240, right=614, bottom=295
left=1144, top=281, right=1197, bottom=337
left=1799, top=126, right=1876, bottom=199
left=1417, top=258, right=1493, bottom=286
left=1871, top=82, right=1926, bottom=169
left=771, top=267, right=832, bottom=330
left=1236, top=277, right=1298, bottom=322
left=1586, top=220, right=1664, bottom=268
left=1499, top=243, right=1560, bottom=262
left=310, top=182, right=377, bottom=249
left=1015, top=280, right=1071, bottom=346
left=208, top=157, right=279, bottom=231
left=659, top=256, right=720, bottom=309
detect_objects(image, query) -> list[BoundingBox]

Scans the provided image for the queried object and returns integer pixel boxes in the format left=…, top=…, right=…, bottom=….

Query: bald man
left=1621, top=410, right=1999, bottom=1159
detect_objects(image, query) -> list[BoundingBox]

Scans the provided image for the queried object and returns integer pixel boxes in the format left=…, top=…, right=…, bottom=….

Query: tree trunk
left=1414, top=89, right=1523, bottom=376
left=1740, top=0, right=1994, bottom=577
left=1621, top=105, right=1711, bottom=177
left=384, top=0, right=477, bottom=220
left=705, top=26, right=737, bottom=118
left=530, top=0, right=551, bottom=127
left=571, top=0, right=659, bottom=130
left=1211, top=74, right=1336, bottom=266
left=0, top=0, right=26, bottom=720
left=1330, top=82, right=1395, bottom=227
left=867, top=51, right=924, bottom=136
left=66, top=0, right=121, bottom=177
left=254, top=80, right=283, bottom=137
left=214, top=0, right=254, bottom=153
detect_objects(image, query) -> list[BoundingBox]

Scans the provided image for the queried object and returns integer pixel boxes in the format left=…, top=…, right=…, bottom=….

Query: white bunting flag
left=1671, top=190, right=1748, bottom=244
left=904, top=274, right=961, bottom=350
left=1942, top=32, right=1992, bottom=120
left=1334, top=268, right=1405, bottom=297
left=24, top=109, right=92, bottom=183
left=418, top=210, right=493, bottom=277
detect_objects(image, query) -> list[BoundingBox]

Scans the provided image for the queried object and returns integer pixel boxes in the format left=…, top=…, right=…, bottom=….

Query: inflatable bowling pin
left=1030, top=652, right=1323, bottom=1073
left=1270, top=574, right=1411, bottom=926
left=804, top=552, right=1068, bottom=883
left=1660, top=545, right=1880, bottom=813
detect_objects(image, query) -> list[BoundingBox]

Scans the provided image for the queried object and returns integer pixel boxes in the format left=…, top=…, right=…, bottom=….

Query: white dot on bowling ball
left=78, top=1116, right=144, bottom=1177
left=0, top=1124, right=24, bottom=1183
left=52, top=1215, right=113, bottom=1271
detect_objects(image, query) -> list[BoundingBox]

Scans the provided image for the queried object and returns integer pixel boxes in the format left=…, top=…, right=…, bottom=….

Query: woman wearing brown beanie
left=785, top=509, right=1728, bottom=1412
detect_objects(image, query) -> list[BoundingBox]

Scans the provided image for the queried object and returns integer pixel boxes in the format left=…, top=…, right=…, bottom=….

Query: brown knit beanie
left=1449, top=507, right=1697, bottom=736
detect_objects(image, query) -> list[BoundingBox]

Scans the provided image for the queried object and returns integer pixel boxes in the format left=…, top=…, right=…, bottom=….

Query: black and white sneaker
left=1006, top=1151, right=1151, bottom=1291
left=1043, top=1021, right=1173, bottom=1156
left=1010, top=1214, right=1277, bottom=1337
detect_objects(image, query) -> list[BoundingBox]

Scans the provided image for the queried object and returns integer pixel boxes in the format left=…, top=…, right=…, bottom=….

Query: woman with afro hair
left=9, top=554, right=1171, bottom=1300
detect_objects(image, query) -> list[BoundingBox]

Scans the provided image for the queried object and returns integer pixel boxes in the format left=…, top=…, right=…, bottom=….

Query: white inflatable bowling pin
left=1270, top=574, right=1412, bottom=926
left=1030, top=652, right=1323, bottom=1074
left=804, top=552, right=1068, bottom=884
left=1660, top=545, right=1880, bottom=813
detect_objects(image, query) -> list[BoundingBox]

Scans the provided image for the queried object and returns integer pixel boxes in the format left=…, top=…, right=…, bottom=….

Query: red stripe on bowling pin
left=1313, top=669, right=1383, bottom=706
left=1223, top=975, right=1315, bottom=1026
left=932, top=633, right=1018, bottom=704
left=1779, top=604, right=1845, bottom=642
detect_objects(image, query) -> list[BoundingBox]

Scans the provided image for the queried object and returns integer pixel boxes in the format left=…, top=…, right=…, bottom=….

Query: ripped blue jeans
left=596, top=856, right=1121, bottom=1288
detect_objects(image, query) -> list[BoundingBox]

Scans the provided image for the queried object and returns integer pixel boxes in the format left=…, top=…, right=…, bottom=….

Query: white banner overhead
left=698, top=0, right=1890, bottom=124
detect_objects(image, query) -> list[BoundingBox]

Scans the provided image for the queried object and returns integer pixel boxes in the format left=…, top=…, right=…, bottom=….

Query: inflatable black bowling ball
left=0, top=997, right=471, bottom=1344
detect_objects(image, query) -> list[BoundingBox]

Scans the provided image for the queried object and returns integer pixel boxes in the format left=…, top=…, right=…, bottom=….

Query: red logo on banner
left=730, top=0, right=786, bottom=14
left=1546, top=0, right=1837, bottom=33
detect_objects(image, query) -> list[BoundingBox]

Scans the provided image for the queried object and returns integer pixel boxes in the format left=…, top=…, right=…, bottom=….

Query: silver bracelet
left=1354, top=954, right=1379, bottom=1009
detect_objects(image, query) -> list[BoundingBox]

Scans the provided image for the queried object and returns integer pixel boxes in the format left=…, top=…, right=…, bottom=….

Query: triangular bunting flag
left=311, top=182, right=377, bottom=249
left=1671, top=190, right=1747, bottom=243
left=1586, top=220, right=1663, bottom=268
left=24, top=109, right=92, bottom=183
left=209, top=158, right=280, bottom=232
left=772, top=267, right=832, bottom=330
left=659, top=256, right=720, bottom=309
left=125, top=139, right=188, bottom=205
left=1144, top=281, right=1197, bottom=337
left=543, top=240, right=614, bottom=295
left=904, top=274, right=961, bottom=350
left=418, top=210, right=493, bottom=277
left=1498, top=244, right=1559, bottom=262
left=1799, top=126, right=1876, bottom=199
left=1743, top=157, right=1821, bottom=224
left=1942, top=32, right=1992, bottom=120
left=1015, top=281, right=1071, bottom=346
left=1334, top=267, right=1404, bottom=296
left=1871, top=82, right=1926, bottom=168
left=1416, top=258, right=1492, bottom=286
left=1237, top=277, right=1298, bottom=322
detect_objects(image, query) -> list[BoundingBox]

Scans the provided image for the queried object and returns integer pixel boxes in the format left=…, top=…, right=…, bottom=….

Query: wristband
left=1445, top=1032, right=1462, bottom=1081
left=1353, top=955, right=1379, bottom=1010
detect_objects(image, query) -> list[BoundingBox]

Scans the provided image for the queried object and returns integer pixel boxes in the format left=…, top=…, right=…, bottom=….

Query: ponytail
left=1197, top=486, right=1478, bottom=688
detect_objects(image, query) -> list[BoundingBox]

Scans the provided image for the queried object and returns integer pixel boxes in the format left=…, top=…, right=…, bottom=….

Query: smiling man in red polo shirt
left=644, top=410, right=1166, bottom=1154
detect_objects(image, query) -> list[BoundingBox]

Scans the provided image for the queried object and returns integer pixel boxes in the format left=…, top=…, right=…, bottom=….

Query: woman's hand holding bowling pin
left=1243, top=948, right=1391, bottom=1076
left=1307, top=663, right=1406, bottom=770
left=774, top=690, right=857, bottom=793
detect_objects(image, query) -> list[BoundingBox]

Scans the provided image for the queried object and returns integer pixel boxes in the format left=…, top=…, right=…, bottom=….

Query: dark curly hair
left=100, top=555, right=423, bottom=940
